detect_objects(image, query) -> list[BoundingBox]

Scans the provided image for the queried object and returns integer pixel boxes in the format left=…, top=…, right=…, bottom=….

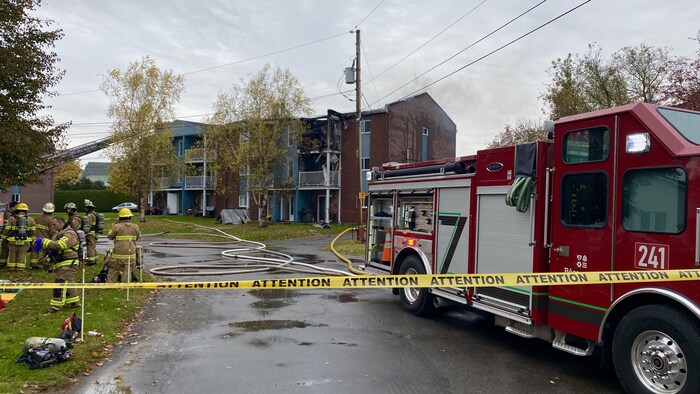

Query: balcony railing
left=185, top=175, right=215, bottom=189
left=299, top=171, right=339, bottom=187
left=185, top=148, right=204, bottom=162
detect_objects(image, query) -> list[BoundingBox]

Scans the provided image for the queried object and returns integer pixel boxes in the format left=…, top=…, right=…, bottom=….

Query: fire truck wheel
left=612, top=304, right=700, bottom=394
left=398, top=255, right=434, bottom=316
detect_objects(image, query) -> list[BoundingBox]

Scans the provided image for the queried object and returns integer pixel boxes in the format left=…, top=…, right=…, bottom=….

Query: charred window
left=563, top=127, right=610, bottom=164
left=561, top=172, right=608, bottom=227
left=623, top=167, right=686, bottom=233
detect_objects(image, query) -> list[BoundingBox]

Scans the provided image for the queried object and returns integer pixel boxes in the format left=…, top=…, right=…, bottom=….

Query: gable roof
left=83, top=162, right=110, bottom=177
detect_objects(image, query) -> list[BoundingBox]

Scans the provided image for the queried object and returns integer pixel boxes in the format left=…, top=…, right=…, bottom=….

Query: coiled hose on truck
left=505, top=176, right=534, bottom=213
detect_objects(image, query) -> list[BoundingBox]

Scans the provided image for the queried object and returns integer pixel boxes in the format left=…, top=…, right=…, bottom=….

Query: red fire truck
left=362, top=102, right=700, bottom=394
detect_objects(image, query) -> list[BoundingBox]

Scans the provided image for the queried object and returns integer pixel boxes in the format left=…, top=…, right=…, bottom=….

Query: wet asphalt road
left=70, top=235, right=623, bottom=394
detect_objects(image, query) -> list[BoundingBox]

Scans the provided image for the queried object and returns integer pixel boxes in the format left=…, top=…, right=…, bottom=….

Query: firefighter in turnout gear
left=30, top=203, right=58, bottom=269
left=64, top=202, right=80, bottom=232
left=84, top=200, right=98, bottom=266
left=107, top=208, right=141, bottom=283
left=34, top=216, right=81, bottom=313
left=3, top=203, right=36, bottom=270
left=0, top=201, right=18, bottom=267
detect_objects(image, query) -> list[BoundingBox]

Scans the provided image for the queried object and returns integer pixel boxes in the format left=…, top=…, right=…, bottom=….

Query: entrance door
left=549, top=118, right=616, bottom=339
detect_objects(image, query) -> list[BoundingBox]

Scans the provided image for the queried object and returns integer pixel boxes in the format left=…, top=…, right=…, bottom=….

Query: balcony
left=185, top=148, right=204, bottom=162
left=185, top=175, right=215, bottom=189
left=299, top=171, right=339, bottom=187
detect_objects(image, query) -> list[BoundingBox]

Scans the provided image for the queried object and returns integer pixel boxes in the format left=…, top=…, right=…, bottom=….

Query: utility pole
left=356, top=29, right=363, bottom=235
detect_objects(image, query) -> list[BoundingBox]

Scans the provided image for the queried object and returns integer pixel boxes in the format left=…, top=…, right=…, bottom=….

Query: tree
left=542, top=44, right=629, bottom=119
left=101, top=56, right=184, bottom=221
left=613, top=43, right=671, bottom=103
left=664, top=30, right=700, bottom=110
left=487, top=119, right=546, bottom=148
left=0, top=0, right=68, bottom=190
left=54, top=160, right=81, bottom=186
left=205, top=64, right=311, bottom=227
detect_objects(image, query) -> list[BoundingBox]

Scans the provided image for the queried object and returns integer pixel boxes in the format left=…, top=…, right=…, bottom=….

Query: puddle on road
left=249, top=289, right=299, bottom=300
left=228, top=320, right=326, bottom=331
left=321, top=293, right=363, bottom=303
left=251, top=300, right=290, bottom=310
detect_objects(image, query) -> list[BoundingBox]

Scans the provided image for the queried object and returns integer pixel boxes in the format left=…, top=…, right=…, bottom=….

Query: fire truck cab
left=363, top=103, right=700, bottom=394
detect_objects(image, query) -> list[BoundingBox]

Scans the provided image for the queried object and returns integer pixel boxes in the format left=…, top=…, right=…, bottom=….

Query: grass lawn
left=0, top=217, right=355, bottom=392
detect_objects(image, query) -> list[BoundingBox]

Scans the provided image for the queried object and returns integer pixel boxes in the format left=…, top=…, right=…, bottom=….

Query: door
left=549, top=119, right=616, bottom=340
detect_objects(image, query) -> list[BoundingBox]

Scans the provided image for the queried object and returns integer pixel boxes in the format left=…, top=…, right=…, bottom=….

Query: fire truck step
left=552, top=330, right=594, bottom=356
left=505, top=322, right=535, bottom=338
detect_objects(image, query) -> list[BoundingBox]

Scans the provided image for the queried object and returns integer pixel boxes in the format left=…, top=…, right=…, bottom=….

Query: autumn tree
left=612, top=43, right=671, bottom=104
left=0, top=0, right=68, bottom=190
left=205, top=64, right=311, bottom=226
left=664, top=30, right=700, bottom=110
left=542, top=44, right=629, bottom=118
left=101, top=56, right=184, bottom=221
left=53, top=160, right=81, bottom=186
left=487, top=119, right=546, bottom=148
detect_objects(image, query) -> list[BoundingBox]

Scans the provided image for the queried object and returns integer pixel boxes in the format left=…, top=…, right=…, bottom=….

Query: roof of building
left=83, top=162, right=110, bottom=177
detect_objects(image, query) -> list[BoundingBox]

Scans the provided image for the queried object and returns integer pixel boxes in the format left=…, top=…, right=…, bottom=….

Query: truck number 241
left=634, top=242, right=669, bottom=270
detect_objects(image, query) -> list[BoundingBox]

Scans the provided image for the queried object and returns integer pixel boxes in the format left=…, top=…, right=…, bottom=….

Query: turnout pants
left=107, top=257, right=136, bottom=283
left=51, top=262, right=80, bottom=308
left=86, top=234, right=98, bottom=265
left=7, top=241, right=28, bottom=269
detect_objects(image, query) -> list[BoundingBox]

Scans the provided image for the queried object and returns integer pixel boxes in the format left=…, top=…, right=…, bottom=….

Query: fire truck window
left=563, top=127, right=610, bottom=164
left=561, top=172, right=608, bottom=227
left=622, top=167, right=686, bottom=233
left=658, top=108, right=700, bottom=144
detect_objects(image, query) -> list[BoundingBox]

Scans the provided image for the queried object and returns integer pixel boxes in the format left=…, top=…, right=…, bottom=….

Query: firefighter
left=29, top=203, right=57, bottom=269
left=64, top=202, right=80, bottom=232
left=107, top=208, right=141, bottom=283
left=0, top=201, right=18, bottom=268
left=84, top=200, right=98, bottom=266
left=34, top=216, right=81, bottom=312
left=3, top=203, right=36, bottom=270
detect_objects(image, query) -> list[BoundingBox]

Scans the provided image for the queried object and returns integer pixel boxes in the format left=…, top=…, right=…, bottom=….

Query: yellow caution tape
left=3, top=269, right=700, bottom=290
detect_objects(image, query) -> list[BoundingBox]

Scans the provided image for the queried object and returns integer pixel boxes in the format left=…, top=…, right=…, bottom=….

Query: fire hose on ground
left=147, top=221, right=366, bottom=277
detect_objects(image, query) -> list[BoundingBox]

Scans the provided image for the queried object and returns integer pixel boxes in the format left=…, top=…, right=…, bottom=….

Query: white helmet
left=43, top=202, right=55, bottom=213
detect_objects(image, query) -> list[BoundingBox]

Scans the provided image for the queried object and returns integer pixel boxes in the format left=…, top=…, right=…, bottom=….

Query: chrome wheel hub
left=632, top=330, right=687, bottom=394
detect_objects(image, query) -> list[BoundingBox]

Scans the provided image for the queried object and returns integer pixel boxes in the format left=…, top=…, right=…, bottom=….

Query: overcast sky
left=32, top=0, right=700, bottom=165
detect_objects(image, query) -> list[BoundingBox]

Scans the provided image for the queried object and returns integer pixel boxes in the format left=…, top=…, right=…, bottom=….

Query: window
left=422, top=127, right=429, bottom=136
left=561, top=172, right=608, bottom=227
left=11, top=194, right=20, bottom=202
left=658, top=108, right=700, bottom=144
left=287, top=159, right=294, bottom=179
left=177, top=139, right=184, bottom=157
left=361, top=157, right=370, bottom=170
left=563, top=127, right=610, bottom=163
left=361, top=120, right=371, bottom=134
left=239, top=194, right=248, bottom=208
left=623, top=167, right=686, bottom=233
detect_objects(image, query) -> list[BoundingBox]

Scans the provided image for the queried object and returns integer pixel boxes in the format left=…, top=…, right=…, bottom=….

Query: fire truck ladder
left=39, top=135, right=115, bottom=172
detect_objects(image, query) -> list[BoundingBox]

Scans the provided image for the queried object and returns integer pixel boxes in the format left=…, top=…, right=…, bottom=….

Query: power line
left=367, top=0, right=489, bottom=85
left=370, top=0, right=549, bottom=107
left=361, top=41, right=378, bottom=109
left=182, top=31, right=349, bottom=76
left=55, top=31, right=351, bottom=97
left=398, top=0, right=592, bottom=101
left=355, top=0, right=386, bottom=28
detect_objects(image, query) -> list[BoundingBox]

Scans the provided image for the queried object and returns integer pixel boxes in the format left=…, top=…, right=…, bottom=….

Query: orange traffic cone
left=381, top=229, right=392, bottom=262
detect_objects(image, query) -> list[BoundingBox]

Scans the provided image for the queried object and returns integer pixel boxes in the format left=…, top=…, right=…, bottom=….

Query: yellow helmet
left=84, top=199, right=95, bottom=208
left=15, top=203, right=28, bottom=211
left=118, top=207, right=133, bottom=218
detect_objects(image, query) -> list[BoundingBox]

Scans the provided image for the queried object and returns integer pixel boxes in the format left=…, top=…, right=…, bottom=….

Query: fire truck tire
left=612, top=304, right=700, bottom=394
left=398, top=255, right=434, bottom=316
